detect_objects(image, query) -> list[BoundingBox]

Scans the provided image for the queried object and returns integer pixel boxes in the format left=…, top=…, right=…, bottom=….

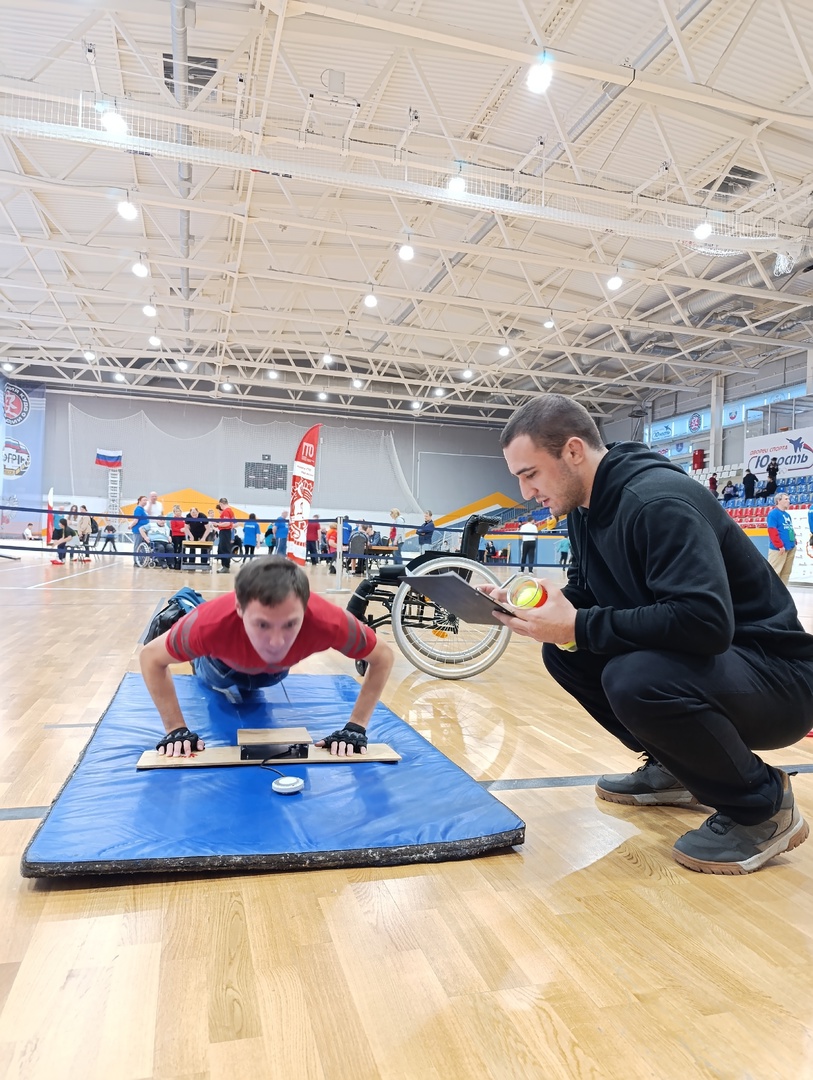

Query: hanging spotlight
left=148, top=335, right=161, bottom=347
left=398, top=243, right=415, bottom=262
left=132, top=258, right=149, bottom=278
left=498, top=345, right=511, bottom=358
left=114, top=372, right=126, bottom=382
left=322, top=353, right=333, bottom=365
left=434, top=387, right=445, bottom=397
left=117, top=197, right=138, bottom=221
left=177, top=360, right=188, bottom=371
left=411, top=400, right=421, bottom=409
left=607, top=274, right=623, bottom=291
left=2, top=362, right=13, bottom=372
left=268, top=370, right=279, bottom=379
left=543, top=315, right=555, bottom=329
left=99, top=107, right=128, bottom=137
left=526, top=55, right=553, bottom=95
left=462, top=369, right=474, bottom=380
left=694, top=221, right=712, bottom=240
left=142, top=303, right=157, bottom=318
left=83, top=350, right=96, bottom=361
left=447, top=172, right=466, bottom=196
left=352, top=378, right=363, bottom=388
left=317, top=391, right=328, bottom=400
left=363, top=292, right=378, bottom=308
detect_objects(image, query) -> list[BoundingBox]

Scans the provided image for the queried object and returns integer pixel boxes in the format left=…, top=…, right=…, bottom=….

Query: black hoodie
left=565, top=442, right=813, bottom=659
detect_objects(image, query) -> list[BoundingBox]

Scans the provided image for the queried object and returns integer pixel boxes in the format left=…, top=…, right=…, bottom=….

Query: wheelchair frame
left=347, top=515, right=512, bottom=680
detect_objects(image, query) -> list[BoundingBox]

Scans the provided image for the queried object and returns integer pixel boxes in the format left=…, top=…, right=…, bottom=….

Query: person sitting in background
left=241, top=513, right=261, bottom=559
left=722, top=481, right=737, bottom=503
left=49, top=517, right=78, bottom=564
left=23, top=523, right=35, bottom=541
left=145, top=517, right=173, bottom=568
left=76, top=505, right=93, bottom=559
left=326, top=522, right=338, bottom=574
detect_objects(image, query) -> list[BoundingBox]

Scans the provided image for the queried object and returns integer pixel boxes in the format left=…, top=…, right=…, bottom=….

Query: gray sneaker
left=596, top=757, right=704, bottom=808
left=672, top=771, right=808, bottom=875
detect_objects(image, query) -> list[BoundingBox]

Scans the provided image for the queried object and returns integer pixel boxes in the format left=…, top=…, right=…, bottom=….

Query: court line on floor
left=0, top=806, right=50, bottom=821
left=479, top=763, right=813, bottom=791
left=28, top=563, right=117, bottom=589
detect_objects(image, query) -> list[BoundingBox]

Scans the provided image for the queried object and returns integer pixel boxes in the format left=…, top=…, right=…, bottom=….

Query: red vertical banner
left=287, top=424, right=321, bottom=564
left=46, top=486, right=54, bottom=543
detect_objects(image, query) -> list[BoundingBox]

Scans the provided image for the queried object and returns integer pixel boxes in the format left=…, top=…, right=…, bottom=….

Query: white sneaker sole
left=595, top=783, right=706, bottom=809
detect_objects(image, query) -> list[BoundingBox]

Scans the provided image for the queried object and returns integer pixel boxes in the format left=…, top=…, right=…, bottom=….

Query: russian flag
left=95, top=448, right=123, bottom=468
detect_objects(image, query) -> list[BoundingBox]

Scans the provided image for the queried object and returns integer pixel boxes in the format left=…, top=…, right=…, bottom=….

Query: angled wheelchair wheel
left=390, top=556, right=511, bottom=679
left=133, top=541, right=153, bottom=569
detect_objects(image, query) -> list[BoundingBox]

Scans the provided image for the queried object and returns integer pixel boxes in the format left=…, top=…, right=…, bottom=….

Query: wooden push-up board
left=136, top=727, right=401, bottom=769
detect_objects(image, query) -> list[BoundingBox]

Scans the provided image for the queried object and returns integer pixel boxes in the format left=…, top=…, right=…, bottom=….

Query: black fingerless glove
left=156, top=726, right=201, bottom=751
left=321, top=722, right=368, bottom=753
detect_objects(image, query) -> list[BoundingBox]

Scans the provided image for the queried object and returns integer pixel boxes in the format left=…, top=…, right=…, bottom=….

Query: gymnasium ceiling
left=1, top=0, right=813, bottom=427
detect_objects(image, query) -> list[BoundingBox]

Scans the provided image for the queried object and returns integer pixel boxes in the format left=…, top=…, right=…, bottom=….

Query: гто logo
left=3, top=437, right=31, bottom=478
left=3, top=384, right=30, bottom=427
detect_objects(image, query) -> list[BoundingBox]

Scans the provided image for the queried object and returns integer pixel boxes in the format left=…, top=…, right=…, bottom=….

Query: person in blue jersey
left=241, top=513, right=261, bottom=559
left=766, top=493, right=796, bottom=586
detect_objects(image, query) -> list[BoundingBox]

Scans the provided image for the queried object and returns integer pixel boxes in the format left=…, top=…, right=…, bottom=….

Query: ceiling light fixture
left=268, top=370, right=279, bottom=379
left=447, top=171, right=466, bottom=196
left=398, top=243, right=414, bottom=261
left=83, top=350, right=96, bottom=361
left=2, top=362, right=13, bottom=372
left=526, top=55, right=553, bottom=94
left=221, top=382, right=233, bottom=392
left=462, top=369, right=474, bottom=380
left=99, top=107, right=128, bottom=137
left=114, top=372, right=126, bottom=382
left=148, top=335, right=161, bottom=348
left=117, top=197, right=138, bottom=221
left=363, top=291, right=378, bottom=308
left=317, top=391, right=328, bottom=400
left=543, top=315, right=555, bottom=329
left=411, top=400, right=421, bottom=409
left=322, top=353, right=333, bottom=365
left=434, top=387, right=445, bottom=397
left=498, top=345, right=511, bottom=358
left=352, top=378, right=363, bottom=388
left=694, top=221, right=712, bottom=240
left=142, top=303, right=157, bottom=318
left=177, top=360, right=188, bottom=371
left=132, top=257, right=149, bottom=278
left=607, top=274, right=623, bottom=291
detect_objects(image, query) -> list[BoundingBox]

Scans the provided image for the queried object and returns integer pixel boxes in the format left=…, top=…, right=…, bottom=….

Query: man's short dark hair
left=500, top=394, right=604, bottom=456
left=235, top=556, right=310, bottom=610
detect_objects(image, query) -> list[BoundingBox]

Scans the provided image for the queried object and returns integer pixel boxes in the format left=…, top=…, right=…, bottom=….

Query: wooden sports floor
left=1, top=551, right=813, bottom=1079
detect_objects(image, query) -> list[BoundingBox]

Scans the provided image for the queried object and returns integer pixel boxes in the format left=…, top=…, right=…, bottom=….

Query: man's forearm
left=348, top=646, right=393, bottom=728
left=141, top=656, right=186, bottom=733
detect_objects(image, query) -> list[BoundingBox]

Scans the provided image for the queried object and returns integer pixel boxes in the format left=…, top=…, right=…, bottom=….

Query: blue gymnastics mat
left=21, top=673, right=525, bottom=877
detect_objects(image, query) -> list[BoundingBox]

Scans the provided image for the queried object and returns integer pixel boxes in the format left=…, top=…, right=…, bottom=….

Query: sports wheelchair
left=347, top=514, right=512, bottom=679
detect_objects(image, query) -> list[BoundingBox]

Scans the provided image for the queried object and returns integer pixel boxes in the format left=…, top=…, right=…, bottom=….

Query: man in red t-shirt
left=140, top=557, right=393, bottom=758
left=305, top=514, right=320, bottom=566
left=216, top=496, right=236, bottom=574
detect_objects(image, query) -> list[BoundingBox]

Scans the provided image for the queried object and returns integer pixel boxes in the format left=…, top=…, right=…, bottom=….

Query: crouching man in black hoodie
left=482, top=393, right=813, bottom=875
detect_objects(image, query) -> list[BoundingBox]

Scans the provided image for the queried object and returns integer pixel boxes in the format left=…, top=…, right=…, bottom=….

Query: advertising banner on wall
left=287, top=423, right=321, bottom=565
left=2, top=383, right=46, bottom=537
left=743, top=427, right=813, bottom=479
